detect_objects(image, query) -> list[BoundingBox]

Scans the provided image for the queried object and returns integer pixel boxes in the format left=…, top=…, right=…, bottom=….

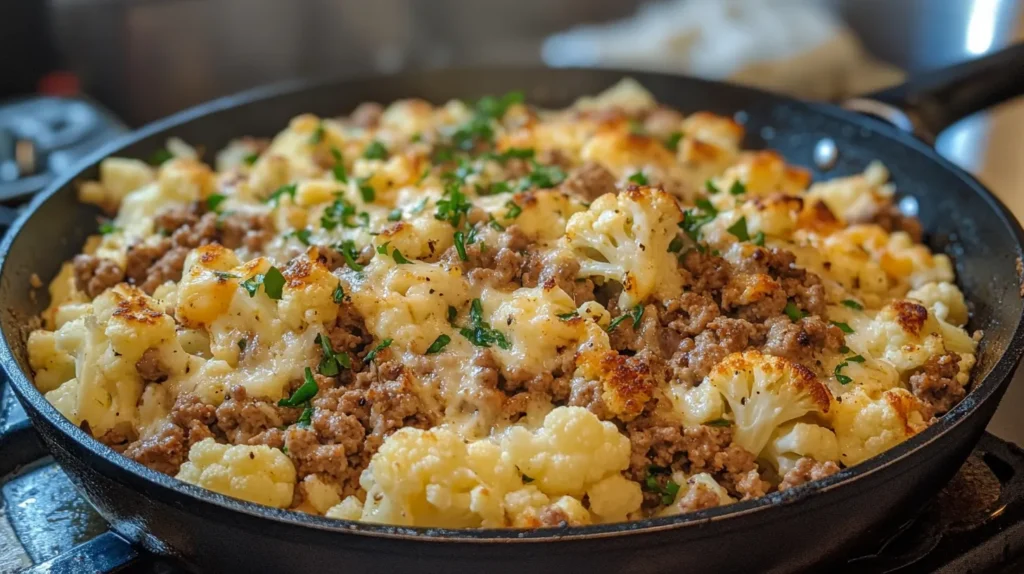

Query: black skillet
left=2, top=44, right=1024, bottom=574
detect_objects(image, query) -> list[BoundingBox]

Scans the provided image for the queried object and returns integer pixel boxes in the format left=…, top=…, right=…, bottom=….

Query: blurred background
left=3, top=0, right=1024, bottom=439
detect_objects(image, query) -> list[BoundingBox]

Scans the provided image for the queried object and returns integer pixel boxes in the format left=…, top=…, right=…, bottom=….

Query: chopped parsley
left=98, top=221, right=118, bottom=235
left=363, top=140, right=389, bottom=160
left=516, top=161, right=566, bottom=191
left=392, top=249, right=410, bottom=264
left=486, top=147, right=535, bottom=163
left=309, top=123, right=325, bottom=145
left=410, top=197, right=428, bottom=215
left=839, top=345, right=851, bottom=354
left=664, top=131, right=683, bottom=152
left=296, top=406, right=314, bottom=427
left=729, top=181, right=747, bottom=196
left=435, top=182, right=472, bottom=228
left=607, top=304, right=644, bottom=332
left=783, top=301, right=808, bottom=322
left=487, top=214, right=506, bottom=231
left=627, top=171, right=649, bottom=186
left=841, top=299, right=864, bottom=311
left=474, top=90, right=524, bottom=120
left=459, top=298, right=512, bottom=350
left=333, top=283, right=345, bottom=304
left=332, top=164, right=348, bottom=184
left=278, top=367, right=319, bottom=407
left=557, top=311, right=579, bottom=320
left=667, top=235, right=684, bottom=253
left=680, top=200, right=717, bottom=242
left=376, top=241, right=410, bottom=264
left=290, top=228, right=312, bottom=246
left=315, top=333, right=351, bottom=376
left=149, top=148, right=173, bottom=166
left=752, top=231, right=766, bottom=246
left=206, top=193, right=227, bottom=212
left=241, top=267, right=285, bottom=300
left=243, top=153, right=260, bottom=166
left=387, top=208, right=403, bottom=222
left=705, top=418, right=732, bottom=427
left=213, top=271, right=240, bottom=281
left=321, top=198, right=365, bottom=230
left=364, top=338, right=393, bottom=363
left=453, top=230, right=469, bottom=261
left=357, top=177, right=376, bottom=203
left=834, top=354, right=866, bottom=384
left=425, top=334, right=451, bottom=355
left=726, top=216, right=750, bottom=242
left=447, top=305, right=458, bottom=324
left=705, top=180, right=720, bottom=195
left=337, top=240, right=363, bottom=271
left=831, top=321, right=854, bottom=334
left=644, top=474, right=681, bottom=506
left=504, top=200, right=522, bottom=220
left=266, top=183, right=298, bottom=204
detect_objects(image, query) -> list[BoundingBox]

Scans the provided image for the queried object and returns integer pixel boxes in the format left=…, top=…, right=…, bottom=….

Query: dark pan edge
left=2, top=66, right=1024, bottom=543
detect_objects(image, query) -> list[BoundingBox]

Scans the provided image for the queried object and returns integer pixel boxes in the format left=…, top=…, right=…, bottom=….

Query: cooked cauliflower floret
left=78, top=157, right=155, bottom=210
left=659, top=472, right=735, bottom=517
left=832, top=387, right=929, bottom=466
left=669, top=381, right=726, bottom=427
left=706, top=351, right=833, bottom=457
left=586, top=474, right=643, bottom=523
left=761, top=422, right=840, bottom=475
left=27, top=330, right=75, bottom=393
left=574, top=349, right=656, bottom=421
left=847, top=299, right=977, bottom=375
left=907, top=281, right=969, bottom=327
left=805, top=161, right=894, bottom=223
left=500, top=406, right=632, bottom=497
left=325, top=496, right=365, bottom=520
left=43, top=284, right=187, bottom=435
left=177, top=438, right=296, bottom=508
left=565, top=187, right=683, bottom=307
left=357, top=426, right=517, bottom=528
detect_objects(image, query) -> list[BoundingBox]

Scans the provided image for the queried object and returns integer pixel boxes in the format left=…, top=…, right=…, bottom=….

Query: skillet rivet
left=814, top=137, right=838, bottom=170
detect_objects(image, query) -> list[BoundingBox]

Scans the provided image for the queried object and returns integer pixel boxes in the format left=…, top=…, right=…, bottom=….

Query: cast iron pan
left=2, top=45, right=1024, bottom=574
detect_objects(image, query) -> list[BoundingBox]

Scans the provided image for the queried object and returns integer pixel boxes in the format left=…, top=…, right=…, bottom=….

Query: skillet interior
left=2, top=67, right=1024, bottom=543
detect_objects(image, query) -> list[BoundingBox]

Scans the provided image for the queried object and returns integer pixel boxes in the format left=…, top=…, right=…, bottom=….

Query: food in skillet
left=26, top=79, right=980, bottom=528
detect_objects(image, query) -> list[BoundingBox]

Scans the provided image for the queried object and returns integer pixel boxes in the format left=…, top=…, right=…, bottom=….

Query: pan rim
left=3, top=65, right=1024, bottom=543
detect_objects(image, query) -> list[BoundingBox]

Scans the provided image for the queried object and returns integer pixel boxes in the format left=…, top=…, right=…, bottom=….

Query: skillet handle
left=843, top=42, right=1024, bottom=144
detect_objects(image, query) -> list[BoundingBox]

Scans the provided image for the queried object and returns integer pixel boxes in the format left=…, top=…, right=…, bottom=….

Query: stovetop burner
left=3, top=372, right=1024, bottom=574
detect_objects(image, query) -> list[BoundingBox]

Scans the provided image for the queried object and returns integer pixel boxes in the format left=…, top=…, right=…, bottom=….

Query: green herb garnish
left=279, top=367, right=319, bottom=407
left=783, top=301, right=808, bottom=322
left=831, top=321, right=854, bottom=334
left=557, top=311, right=579, bottom=320
left=333, top=283, right=344, bottom=304
left=358, top=178, right=376, bottom=203
left=607, top=304, right=644, bottom=332
left=727, top=216, right=750, bottom=242
left=425, top=334, right=451, bottom=355
left=206, top=193, right=227, bottom=213
left=388, top=208, right=403, bottom=222
left=243, top=153, right=260, bottom=166
left=841, top=299, right=864, bottom=311
left=267, top=183, right=298, bottom=205
left=364, top=338, right=393, bottom=363
left=337, top=240, right=363, bottom=271
left=628, top=171, right=649, bottom=186
left=664, top=131, right=683, bottom=152
left=309, top=123, right=325, bottom=145
left=241, top=267, right=285, bottom=299
left=315, top=333, right=351, bottom=376
left=459, top=298, right=512, bottom=350
left=504, top=200, right=522, bottom=220
left=454, top=230, right=469, bottom=261
left=98, top=221, right=118, bottom=235
left=705, top=418, right=732, bottom=427
left=363, top=140, right=389, bottom=160
left=729, top=181, right=747, bottom=196
left=752, top=231, right=766, bottom=246
left=290, top=228, right=312, bottom=246
left=149, top=149, right=173, bottom=166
